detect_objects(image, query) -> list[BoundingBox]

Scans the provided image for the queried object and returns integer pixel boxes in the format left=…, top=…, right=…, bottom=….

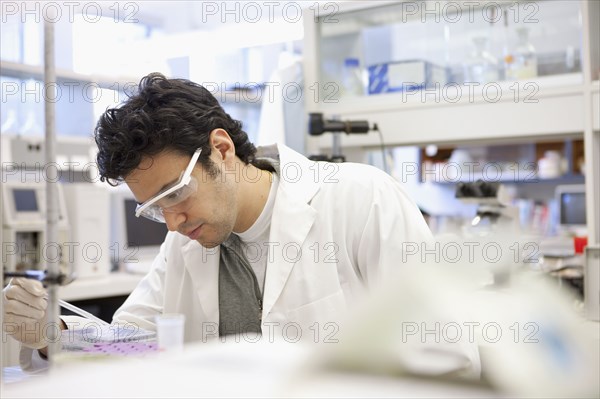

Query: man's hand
left=3, top=278, right=51, bottom=350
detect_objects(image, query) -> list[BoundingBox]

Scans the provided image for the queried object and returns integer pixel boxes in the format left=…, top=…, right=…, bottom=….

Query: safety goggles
left=135, top=147, right=202, bottom=223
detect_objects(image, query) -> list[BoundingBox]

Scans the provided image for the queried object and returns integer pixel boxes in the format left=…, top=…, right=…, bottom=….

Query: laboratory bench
left=1, top=341, right=500, bottom=398
left=3, top=318, right=598, bottom=396
left=3, top=275, right=599, bottom=397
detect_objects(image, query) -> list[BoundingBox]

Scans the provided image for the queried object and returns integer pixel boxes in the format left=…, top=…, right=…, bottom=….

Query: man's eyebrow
left=157, top=177, right=180, bottom=193
left=140, top=176, right=180, bottom=205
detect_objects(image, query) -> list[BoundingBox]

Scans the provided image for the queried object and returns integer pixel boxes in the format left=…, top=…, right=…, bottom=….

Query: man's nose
left=164, top=211, right=185, bottom=232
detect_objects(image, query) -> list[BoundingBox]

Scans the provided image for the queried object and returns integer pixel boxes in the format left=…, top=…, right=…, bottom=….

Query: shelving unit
left=302, top=0, right=599, bottom=244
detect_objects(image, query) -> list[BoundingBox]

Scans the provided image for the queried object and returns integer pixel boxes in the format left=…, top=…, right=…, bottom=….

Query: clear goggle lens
left=137, top=177, right=198, bottom=223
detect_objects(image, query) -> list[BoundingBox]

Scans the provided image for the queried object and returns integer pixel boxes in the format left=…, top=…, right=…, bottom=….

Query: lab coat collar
left=259, top=143, right=320, bottom=318
left=181, top=239, right=220, bottom=326
left=267, top=143, right=322, bottom=204
left=261, top=186, right=317, bottom=318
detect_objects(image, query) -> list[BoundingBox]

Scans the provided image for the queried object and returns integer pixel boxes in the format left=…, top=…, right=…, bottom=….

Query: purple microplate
left=82, top=342, right=158, bottom=356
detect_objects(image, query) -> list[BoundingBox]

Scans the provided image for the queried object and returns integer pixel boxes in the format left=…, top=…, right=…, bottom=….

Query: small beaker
left=155, top=313, right=185, bottom=352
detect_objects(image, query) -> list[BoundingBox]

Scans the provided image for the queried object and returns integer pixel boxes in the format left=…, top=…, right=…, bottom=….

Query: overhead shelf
left=314, top=74, right=587, bottom=148
left=0, top=61, right=139, bottom=90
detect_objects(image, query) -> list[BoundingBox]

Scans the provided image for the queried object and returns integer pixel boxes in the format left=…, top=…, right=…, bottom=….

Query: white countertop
left=1, top=341, right=499, bottom=398
left=58, top=273, right=144, bottom=302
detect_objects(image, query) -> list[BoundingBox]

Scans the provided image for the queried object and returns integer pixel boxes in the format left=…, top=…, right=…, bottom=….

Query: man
left=4, top=73, right=478, bottom=375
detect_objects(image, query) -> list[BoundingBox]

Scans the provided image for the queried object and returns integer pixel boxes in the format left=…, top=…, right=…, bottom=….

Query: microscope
left=454, top=179, right=521, bottom=286
left=455, top=179, right=518, bottom=233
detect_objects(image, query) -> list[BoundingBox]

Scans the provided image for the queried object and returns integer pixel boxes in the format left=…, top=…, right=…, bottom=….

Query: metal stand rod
left=332, top=133, right=342, bottom=159
left=44, top=19, right=60, bottom=362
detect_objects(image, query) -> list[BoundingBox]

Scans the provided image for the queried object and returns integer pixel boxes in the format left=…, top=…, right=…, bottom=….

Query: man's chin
left=196, top=231, right=231, bottom=248
left=198, top=240, right=220, bottom=249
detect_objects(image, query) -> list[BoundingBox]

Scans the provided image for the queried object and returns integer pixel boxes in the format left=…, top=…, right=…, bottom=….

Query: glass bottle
left=342, top=58, right=364, bottom=97
left=464, top=37, right=500, bottom=85
left=501, top=10, right=514, bottom=81
left=507, top=27, right=538, bottom=80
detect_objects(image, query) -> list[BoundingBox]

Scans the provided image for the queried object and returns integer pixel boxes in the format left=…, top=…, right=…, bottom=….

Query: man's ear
left=209, top=129, right=235, bottom=161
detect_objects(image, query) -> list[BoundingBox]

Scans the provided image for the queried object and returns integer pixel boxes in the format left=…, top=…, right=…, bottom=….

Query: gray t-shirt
left=218, top=160, right=279, bottom=337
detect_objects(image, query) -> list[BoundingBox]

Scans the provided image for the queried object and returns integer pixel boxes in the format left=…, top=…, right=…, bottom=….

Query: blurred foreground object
left=585, top=245, right=600, bottom=321
left=315, top=232, right=599, bottom=398
left=4, top=237, right=597, bottom=397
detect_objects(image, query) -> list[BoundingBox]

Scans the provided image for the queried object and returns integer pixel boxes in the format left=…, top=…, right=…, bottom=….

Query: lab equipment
left=62, top=183, right=111, bottom=279
left=501, top=10, right=513, bottom=81
left=537, top=150, right=564, bottom=179
left=342, top=58, right=364, bottom=97
left=464, top=37, right=500, bottom=84
left=455, top=180, right=520, bottom=284
left=455, top=180, right=517, bottom=232
left=42, top=18, right=61, bottom=362
left=1, top=134, right=97, bottom=179
left=507, top=27, right=538, bottom=80
left=3, top=270, right=47, bottom=280
left=1, top=134, right=103, bottom=279
left=367, top=60, right=448, bottom=94
left=1, top=182, right=72, bottom=276
left=155, top=313, right=185, bottom=352
left=555, top=184, right=587, bottom=230
left=308, top=113, right=371, bottom=136
left=110, top=186, right=169, bottom=274
left=58, top=299, right=108, bottom=327
left=61, top=323, right=156, bottom=352
left=80, top=342, right=157, bottom=356
left=308, top=112, right=372, bottom=163
left=53, top=295, right=157, bottom=352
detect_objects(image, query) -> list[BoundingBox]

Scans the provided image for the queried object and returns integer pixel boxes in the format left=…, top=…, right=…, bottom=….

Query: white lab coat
left=112, top=143, right=435, bottom=341
left=21, top=143, right=480, bottom=377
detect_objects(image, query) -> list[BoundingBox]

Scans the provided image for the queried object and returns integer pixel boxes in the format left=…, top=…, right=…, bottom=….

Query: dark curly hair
left=94, top=72, right=269, bottom=185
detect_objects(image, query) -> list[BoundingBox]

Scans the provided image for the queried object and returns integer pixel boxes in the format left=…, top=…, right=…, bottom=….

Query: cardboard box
left=368, top=60, right=448, bottom=94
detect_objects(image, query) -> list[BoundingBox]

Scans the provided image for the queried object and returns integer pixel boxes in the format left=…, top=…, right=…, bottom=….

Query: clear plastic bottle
left=507, top=27, right=538, bottom=80
left=342, top=58, right=364, bottom=97
left=464, top=37, right=500, bottom=85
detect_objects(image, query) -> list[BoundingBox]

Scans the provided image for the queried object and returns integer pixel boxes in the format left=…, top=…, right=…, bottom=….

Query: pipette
left=57, top=299, right=109, bottom=326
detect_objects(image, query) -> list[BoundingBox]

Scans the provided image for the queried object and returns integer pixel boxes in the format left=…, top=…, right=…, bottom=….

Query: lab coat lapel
left=262, top=186, right=317, bottom=318
left=181, top=240, right=220, bottom=325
